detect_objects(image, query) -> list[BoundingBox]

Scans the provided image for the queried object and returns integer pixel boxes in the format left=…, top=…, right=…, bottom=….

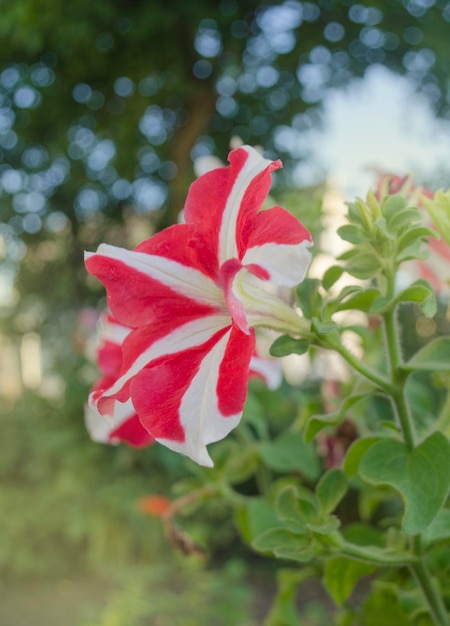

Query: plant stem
left=382, top=303, right=416, bottom=450
left=381, top=278, right=447, bottom=623
left=411, top=538, right=450, bottom=626
left=340, top=541, right=417, bottom=566
left=332, top=341, right=393, bottom=394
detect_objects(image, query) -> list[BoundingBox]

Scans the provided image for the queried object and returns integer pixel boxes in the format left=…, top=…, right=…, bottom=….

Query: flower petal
left=85, top=400, right=153, bottom=448
left=184, top=145, right=281, bottom=266
left=249, top=355, right=283, bottom=390
left=94, top=315, right=232, bottom=413
left=85, top=241, right=224, bottom=329
left=242, top=206, right=313, bottom=286
left=130, top=326, right=255, bottom=466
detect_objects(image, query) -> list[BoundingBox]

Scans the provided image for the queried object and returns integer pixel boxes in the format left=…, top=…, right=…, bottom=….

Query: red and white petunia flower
left=85, top=145, right=312, bottom=466
left=85, top=313, right=154, bottom=448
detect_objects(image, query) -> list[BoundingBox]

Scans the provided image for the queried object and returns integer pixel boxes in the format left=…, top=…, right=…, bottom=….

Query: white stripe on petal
left=85, top=399, right=136, bottom=444
left=242, top=240, right=313, bottom=287
left=102, top=315, right=232, bottom=401
left=100, top=317, right=131, bottom=345
left=157, top=330, right=242, bottom=467
left=87, top=244, right=225, bottom=307
left=219, top=146, right=274, bottom=265
left=250, top=355, right=283, bottom=390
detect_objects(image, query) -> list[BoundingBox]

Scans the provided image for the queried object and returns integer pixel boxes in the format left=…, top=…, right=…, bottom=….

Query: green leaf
left=421, top=189, right=450, bottom=246
left=305, top=392, right=370, bottom=443
left=345, top=252, right=381, bottom=279
left=235, top=497, right=281, bottom=545
left=343, top=437, right=384, bottom=477
left=369, top=295, right=389, bottom=313
left=275, top=486, right=308, bottom=532
left=336, top=288, right=382, bottom=312
left=324, top=556, right=377, bottom=605
left=270, top=335, right=310, bottom=357
left=382, top=195, right=407, bottom=222
left=359, top=432, right=450, bottom=534
left=296, top=278, right=322, bottom=319
left=401, top=337, right=450, bottom=372
left=374, top=216, right=394, bottom=240
left=316, top=468, right=348, bottom=515
left=387, top=208, right=420, bottom=231
left=397, top=239, right=425, bottom=263
left=259, top=431, right=321, bottom=480
left=307, top=515, right=341, bottom=535
left=252, top=528, right=315, bottom=563
left=337, top=224, right=369, bottom=243
left=264, top=567, right=316, bottom=626
left=394, top=280, right=437, bottom=317
left=323, top=265, right=344, bottom=290
left=397, top=226, right=437, bottom=252
left=422, top=508, right=450, bottom=546
left=347, top=200, right=364, bottom=225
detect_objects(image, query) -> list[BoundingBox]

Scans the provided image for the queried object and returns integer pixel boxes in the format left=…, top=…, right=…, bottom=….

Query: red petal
left=109, top=413, right=154, bottom=448
left=216, top=325, right=255, bottom=416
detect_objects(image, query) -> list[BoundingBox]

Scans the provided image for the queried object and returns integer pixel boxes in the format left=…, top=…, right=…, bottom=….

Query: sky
left=296, top=64, right=450, bottom=197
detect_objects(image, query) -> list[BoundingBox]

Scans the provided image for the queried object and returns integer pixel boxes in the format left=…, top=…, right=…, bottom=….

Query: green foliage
left=78, top=559, right=256, bottom=626
left=401, top=337, right=450, bottom=373
left=258, top=431, right=320, bottom=480
left=324, top=557, right=376, bottom=605
left=421, top=190, right=450, bottom=246
left=359, top=433, right=450, bottom=535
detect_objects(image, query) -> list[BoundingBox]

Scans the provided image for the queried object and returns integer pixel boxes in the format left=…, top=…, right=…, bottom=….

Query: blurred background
left=0, top=1, right=449, bottom=624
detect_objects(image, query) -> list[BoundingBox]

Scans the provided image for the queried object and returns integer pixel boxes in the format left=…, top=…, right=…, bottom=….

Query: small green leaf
left=359, top=432, right=450, bottom=534
left=336, top=288, right=382, bottom=312
left=311, top=318, right=339, bottom=336
left=304, top=412, right=342, bottom=443
left=397, top=240, right=424, bottom=262
left=305, top=393, right=370, bottom=443
left=316, top=468, right=348, bottom=515
left=275, top=486, right=308, bottom=532
left=369, top=295, right=389, bottom=313
left=382, top=195, right=407, bottom=221
left=343, top=437, right=384, bottom=477
left=252, top=528, right=315, bottom=563
left=394, top=280, right=437, bottom=318
left=347, top=200, right=364, bottom=225
left=296, top=278, right=322, bottom=319
left=422, top=508, right=450, bottom=546
left=345, top=252, right=382, bottom=279
left=374, top=216, right=394, bottom=239
left=259, top=431, right=321, bottom=480
left=324, top=556, right=377, bottom=605
left=307, top=515, right=341, bottom=535
left=323, top=265, right=344, bottom=290
left=421, top=189, right=450, bottom=246
left=397, top=226, right=437, bottom=252
left=337, top=224, right=369, bottom=243
left=401, top=337, right=450, bottom=372
left=252, top=527, right=307, bottom=552
left=270, top=335, right=310, bottom=357
left=387, top=208, right=420, bottom=231
left=235, top=497, right=281, bottom=544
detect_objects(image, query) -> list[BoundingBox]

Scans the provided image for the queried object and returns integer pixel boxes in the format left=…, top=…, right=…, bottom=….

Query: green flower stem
left=331, top=341, right=393, bottom=394
left=340, top=541, right=417, bottom=566
left=382, top=305, right=416, bottom=450
left=411, top=538, right=450, bottom=626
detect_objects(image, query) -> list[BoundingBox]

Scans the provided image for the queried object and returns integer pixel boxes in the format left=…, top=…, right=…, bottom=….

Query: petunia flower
left=85, top=145, right=312, bottom=466
left=85, top=313, right=154, bottom=448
